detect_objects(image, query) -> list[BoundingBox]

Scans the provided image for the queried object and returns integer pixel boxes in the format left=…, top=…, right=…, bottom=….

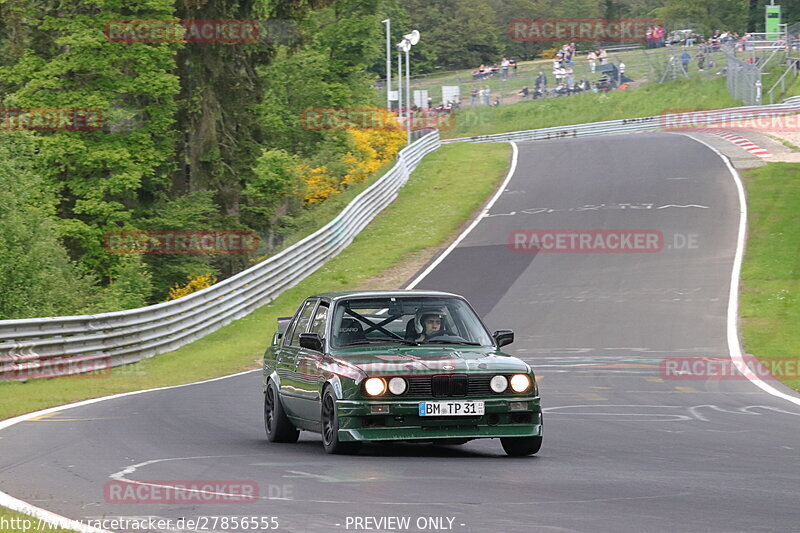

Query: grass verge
left=740, top=162, right=800, bottom=391
left=0, top=142, right=511, bottom=421
left=444, top=77, right=737, bottom=138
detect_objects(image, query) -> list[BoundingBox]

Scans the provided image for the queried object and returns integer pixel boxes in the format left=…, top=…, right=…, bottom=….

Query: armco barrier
left=443, top=96, right=800, bottom=144
left=0, top=131, right=441, bottom=380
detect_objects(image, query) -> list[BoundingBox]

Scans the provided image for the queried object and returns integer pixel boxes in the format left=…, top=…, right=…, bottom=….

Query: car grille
left=404, top=374, right=495, bottom=398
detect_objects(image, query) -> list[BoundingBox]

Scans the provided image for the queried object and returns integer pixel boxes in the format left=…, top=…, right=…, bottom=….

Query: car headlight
left=364, top=377, right=387, bottom=396
left=490, top=375, right=508, bottom=393
left=510, top=374, right=531, bottom=393
left=388, top=377, right=407, bottom=395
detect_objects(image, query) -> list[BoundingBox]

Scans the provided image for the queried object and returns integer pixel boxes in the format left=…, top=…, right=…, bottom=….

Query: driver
left=414, top=310, right=447, bottom=342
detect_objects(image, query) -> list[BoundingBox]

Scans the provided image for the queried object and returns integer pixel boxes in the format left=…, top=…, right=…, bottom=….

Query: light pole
left=396, top=42, right=404, bottom=136
left=401, top=30, right=420, bottom=144
left=382, top=19, right=391, bottom=111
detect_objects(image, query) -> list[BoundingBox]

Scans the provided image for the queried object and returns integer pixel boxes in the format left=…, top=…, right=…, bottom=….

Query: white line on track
left=679, top=133, right=800, bottom=407
left=405, top=142, right=519, bottom=289
left=0, top=369, right=258, bottom=533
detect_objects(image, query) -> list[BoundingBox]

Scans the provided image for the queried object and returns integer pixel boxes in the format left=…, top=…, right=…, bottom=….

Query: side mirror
left=492, top=330, right=514, bottom=348
left=299, top=333, right=323, bottom=352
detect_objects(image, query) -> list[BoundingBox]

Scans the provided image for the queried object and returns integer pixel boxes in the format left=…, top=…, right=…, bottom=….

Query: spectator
left=696, top=50, right=705, bottom=71
left=598, top=49, right=608, bottom=64
left=681, top=50, right=691, bottom=72
left=484, top=86, right=491, bottom=106
left=518, top=86, right=529, bottom=98
left=535, top=70, right=547, bottom=89
left=511, top=57, right=518, bottom=76
left=587, top=50, right=597, bottom=72
left=501, top=57, right=510, bottom=80
left=470, top=87, right=479, bottom=106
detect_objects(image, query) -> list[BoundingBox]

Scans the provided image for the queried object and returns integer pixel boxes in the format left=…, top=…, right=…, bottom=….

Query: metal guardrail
left=767, top=59, right=800, bottom=104
left=0, top=131, right=442, bottom=380
left=443, top=96, right=800, bottom=144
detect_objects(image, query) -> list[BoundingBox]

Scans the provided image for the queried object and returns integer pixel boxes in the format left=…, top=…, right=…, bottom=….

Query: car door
left=293, top=300, right=329, bottom=422
left=277, top=298, right=317, bottom=418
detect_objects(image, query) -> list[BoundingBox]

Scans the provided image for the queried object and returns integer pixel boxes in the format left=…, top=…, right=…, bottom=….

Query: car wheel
left=321, top=387, right=361, bottom=455
left=501, top=436, right=542, bottom=456
left=264, top=381, right=299, bottom=443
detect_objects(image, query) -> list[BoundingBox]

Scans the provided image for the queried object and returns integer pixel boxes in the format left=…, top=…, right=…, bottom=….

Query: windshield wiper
left=370, top=337, right=419, bottom=346
left=424, top=339, right=482, bottom=345
left=339, top=337, right=418, bottom=347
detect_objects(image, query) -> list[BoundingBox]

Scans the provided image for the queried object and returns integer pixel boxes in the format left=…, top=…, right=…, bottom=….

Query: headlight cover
left=490, top=375, right=508, bottom=393
left=364, top=377, right=387, bottom=396
left=510, top=373, right=531, bottom=393
left=388, top=377, right=407, bottom=395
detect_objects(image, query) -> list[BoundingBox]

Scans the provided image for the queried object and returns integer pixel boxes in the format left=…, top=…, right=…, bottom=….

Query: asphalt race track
left=2, top=133, right=799, bottom=533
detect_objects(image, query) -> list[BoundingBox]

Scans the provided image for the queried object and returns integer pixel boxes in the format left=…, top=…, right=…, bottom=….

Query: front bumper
left=336, top=397, right=542, bottom=442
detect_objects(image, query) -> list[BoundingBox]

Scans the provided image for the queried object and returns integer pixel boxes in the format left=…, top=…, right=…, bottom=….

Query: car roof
left=310, top=289, right=462, bottom=302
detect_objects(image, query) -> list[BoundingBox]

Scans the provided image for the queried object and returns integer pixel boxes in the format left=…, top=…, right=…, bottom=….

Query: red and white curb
left=712, top=132, right=772, bottom=158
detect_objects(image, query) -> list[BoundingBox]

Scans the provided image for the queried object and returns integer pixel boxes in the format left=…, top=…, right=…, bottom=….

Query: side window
left=287, top=299, right=316, bottom=347
left=308, top=302, right=329, bottom=340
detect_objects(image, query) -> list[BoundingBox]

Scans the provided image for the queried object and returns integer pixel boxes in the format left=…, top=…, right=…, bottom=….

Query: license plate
left=418, top=401, right=485, bottom=416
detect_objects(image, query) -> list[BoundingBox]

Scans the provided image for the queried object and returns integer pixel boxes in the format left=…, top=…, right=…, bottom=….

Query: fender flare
left=264, top=370, right=281, bottom=393
left=324, top=376, right=344, bottom=400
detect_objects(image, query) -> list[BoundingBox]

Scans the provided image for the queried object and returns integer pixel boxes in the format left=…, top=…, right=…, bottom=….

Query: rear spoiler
left=277, top=316, right=292, bottom=334
left=272, top=316, right=293, bottom=345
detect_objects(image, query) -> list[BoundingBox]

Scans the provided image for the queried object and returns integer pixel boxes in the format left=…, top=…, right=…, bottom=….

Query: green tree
left=0, top=132, right=97, bottom=319
left=404, top=0, right=502, bottom=69
left=0, top=0, right=181, bottom=282
left=656, top=0, right=748, bottom=35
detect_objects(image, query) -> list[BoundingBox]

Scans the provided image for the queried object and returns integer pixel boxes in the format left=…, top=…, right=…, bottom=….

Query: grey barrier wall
left=0, top=131, right=442, bottom=380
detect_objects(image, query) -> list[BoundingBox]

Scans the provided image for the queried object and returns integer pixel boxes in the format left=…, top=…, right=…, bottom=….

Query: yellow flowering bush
left=299, top=107, right=405, bottom=203
left=167, top=273, right=217, bottom=301
left=299, top=164, right=340, bottom=204
left=342, top=124, right=405, bottom=187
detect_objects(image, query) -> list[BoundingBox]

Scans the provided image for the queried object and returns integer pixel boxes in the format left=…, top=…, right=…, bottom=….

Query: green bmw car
left=262, top=290, right=542, bottom=456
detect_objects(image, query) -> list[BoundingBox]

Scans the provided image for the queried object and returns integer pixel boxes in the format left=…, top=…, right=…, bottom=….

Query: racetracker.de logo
left=660, top=108, right=800, bottom=132
left=104, top=230, right=260, bottom=255
left=104, top=19, right=260, bottom=43
left=508, top=18, right=661, bottom=42
left=0, top=356, right=111, bottom=381
left=104, top=480, right=259, bottom=504
left=509, top=230, right=663, bottom=253
left=0, top=108, right=102, bottom=131
left=660, top=356, right=799, bottom=380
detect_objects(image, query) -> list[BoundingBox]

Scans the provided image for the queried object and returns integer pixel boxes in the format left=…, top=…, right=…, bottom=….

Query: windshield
left=330, top=296, right=493, bottom=348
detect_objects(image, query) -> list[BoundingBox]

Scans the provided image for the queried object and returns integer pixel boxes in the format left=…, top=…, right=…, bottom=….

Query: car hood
left=330, top=346, right=531, bottom=376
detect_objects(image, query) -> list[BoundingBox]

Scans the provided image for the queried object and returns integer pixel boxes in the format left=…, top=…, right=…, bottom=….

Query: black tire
left=321, top=387, right=361, bottom=455
left=264, top=381, right=299, bottom=443
left=501, top=435, right=542, bottom=456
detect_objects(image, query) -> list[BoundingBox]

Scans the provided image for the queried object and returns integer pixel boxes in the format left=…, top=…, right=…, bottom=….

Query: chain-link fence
left=725, top=38, right=800, bottom=106
left=726, top=50, right=763, bottom=105
left=378, top=45, right=728, bottom=110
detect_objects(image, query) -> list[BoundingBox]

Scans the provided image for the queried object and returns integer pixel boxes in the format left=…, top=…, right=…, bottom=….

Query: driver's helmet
left=414, top=307, right=449, bottom=335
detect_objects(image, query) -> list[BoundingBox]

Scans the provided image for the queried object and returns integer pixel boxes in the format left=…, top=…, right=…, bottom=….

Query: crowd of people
left=457, top=27, right=769, bottom=107
left=471, top=57, right=518, bottom=80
